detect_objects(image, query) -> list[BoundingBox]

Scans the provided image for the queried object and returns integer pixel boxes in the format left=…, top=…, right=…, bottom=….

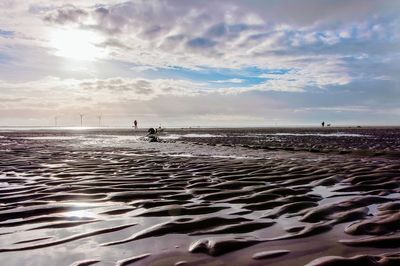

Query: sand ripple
left=0, top=129, right=399, bottom=265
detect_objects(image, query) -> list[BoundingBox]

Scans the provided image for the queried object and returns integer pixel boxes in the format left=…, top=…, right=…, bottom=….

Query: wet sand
left=0, top=128, right=399, bottom=265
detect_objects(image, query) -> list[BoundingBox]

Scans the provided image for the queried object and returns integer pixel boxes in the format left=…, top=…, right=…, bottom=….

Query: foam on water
left=40, top=163, right=69, bottom=168
left=161, top=133, right=224, bottom=140
left=162, top=152, right=257, bottom=160
left=111, top=135, right=142, bottom=141
left=21, top=136, right=78, bottom=140
left=159, top=134, right=180, bottom=140
left=181, top=133, right=224, bottom=138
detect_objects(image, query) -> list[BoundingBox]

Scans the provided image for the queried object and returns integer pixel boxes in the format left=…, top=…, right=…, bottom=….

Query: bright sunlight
left=49, top=28, right=105, bottom=61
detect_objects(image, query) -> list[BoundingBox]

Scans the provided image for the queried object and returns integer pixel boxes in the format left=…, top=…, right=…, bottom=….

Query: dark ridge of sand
left=26, top=220, right=96, bottom=230
left=13, top=236, right=52, bottom=244
left=189, top=220, right=275, bottom=235
left=174, top=260, right=188, bottom=265
left=69, top=259, right=101, bottom=266
left=0, top=223, right=136, bottom=252
left=252, top=249, right=291, bottom=260
left=115, top=253, right=151, bottom=266
left=340, top=235, right=400, bottom=248
left=101, top=216, right=252, bottom=246
left=305, top=252, right=400, bottom=266
left=189, top=236, right=263, bottom=256
left=0, top=128, right=399, bottom=265
left=134, top=205, right=229, bottom=217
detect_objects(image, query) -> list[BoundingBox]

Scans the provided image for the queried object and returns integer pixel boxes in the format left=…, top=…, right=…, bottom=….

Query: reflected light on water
left=63, top=210, right=97, bottom=219
left=62, top=202, right=103, bottom=219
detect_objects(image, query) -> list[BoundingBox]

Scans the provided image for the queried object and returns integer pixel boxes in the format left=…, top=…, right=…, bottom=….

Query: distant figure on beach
left=147, top=127, right=158, bottom=142
left=322, top=121, right=325, bottom=127
left=133, top=120, right=138, bottom=129
left=327, top=123, right=331, bottom=127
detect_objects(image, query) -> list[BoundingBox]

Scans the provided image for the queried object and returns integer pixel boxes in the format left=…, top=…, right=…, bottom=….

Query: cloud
left=227, top=0, right=399, bottom=26
left=211, top=78, right=244, bottom=84
left=0, top=97, right=25, bottom=102
left=79, top=77, right=206, bottom=99
left=75, top=96, right=92, bottom=102
left=294, top=106, right=371, bottom=113
left=0, top=76, right=205, bottom=108
left=257, top=60, right=351, bottom=91
left=205, top=23, right=253, bottom=39
left=97, top=38, right=131, bottom=50
left=44, top=4, right=88, bottom=24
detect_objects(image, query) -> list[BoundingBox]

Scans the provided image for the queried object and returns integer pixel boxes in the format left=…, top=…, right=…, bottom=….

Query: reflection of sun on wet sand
left=0, top=128, right=399, bottom=265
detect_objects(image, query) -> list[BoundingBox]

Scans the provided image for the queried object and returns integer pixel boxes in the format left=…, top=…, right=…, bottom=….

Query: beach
left=0, top=127, right=399, bottom=265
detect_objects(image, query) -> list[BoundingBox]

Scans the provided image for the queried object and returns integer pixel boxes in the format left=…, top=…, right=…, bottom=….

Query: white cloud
left=294, top=106, right=371, bottom=113
left=0, top=76, right=206, bottom=104
left=211, top=78, right=244, bottom=84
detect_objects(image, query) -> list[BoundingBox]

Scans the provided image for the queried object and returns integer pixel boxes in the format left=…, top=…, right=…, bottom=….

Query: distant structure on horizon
left=97, top=114, right=102, bottom=127
left=80, top=114, right=84, bottom=127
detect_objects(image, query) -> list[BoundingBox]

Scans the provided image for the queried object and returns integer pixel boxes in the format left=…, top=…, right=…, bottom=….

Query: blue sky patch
left=0, top=29, right=14, bottom=38
left=141, top=65, right=291, bottom=87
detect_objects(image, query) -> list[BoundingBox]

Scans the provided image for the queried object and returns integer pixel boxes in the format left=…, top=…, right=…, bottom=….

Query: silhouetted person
left=133, top=120, right=138, bottom=129
left=321, top=121, right=325, bottom=127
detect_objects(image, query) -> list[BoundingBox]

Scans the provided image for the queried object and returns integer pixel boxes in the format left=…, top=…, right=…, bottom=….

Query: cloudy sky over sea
left=0, top=0, right=399, bottom=127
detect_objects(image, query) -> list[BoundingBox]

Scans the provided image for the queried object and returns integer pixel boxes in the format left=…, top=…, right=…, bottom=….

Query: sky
left=0, top=0, right=399, bottom=127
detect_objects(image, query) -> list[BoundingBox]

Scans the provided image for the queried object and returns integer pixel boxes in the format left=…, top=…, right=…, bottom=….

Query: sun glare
left=49, top=28, right=104, bottom=61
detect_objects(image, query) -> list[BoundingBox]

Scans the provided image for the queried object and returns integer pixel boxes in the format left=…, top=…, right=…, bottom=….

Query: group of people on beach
left=133, top=119, right=163, bottom=142
left=321, top=121, right=331, bottom=127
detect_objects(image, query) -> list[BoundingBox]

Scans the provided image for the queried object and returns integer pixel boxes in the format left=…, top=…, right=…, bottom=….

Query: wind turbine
left=80, top=114, right=84, bottom=127
left=54, top=116, right=58, bottom=127
left=97, top=114, right=102, bottom=127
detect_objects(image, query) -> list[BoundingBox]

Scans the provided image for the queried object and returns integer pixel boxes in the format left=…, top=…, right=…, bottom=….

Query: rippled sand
left=0, top=128, right=399, bottom=265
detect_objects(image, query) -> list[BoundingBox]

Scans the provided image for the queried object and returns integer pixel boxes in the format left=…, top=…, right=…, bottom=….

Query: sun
left=49, top=28, right=105, bottom=61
